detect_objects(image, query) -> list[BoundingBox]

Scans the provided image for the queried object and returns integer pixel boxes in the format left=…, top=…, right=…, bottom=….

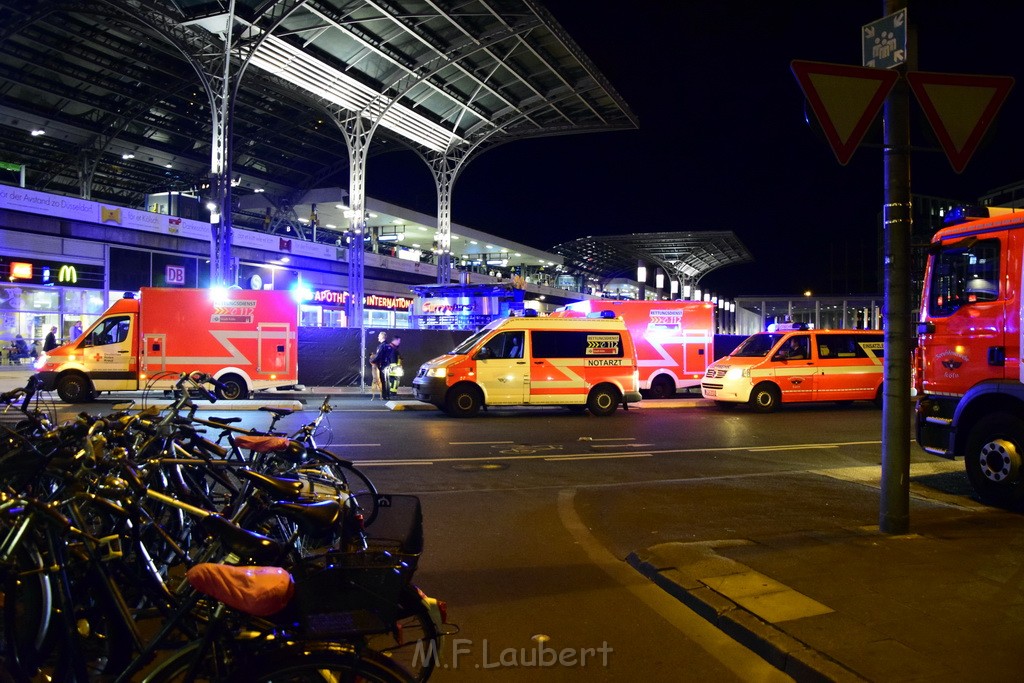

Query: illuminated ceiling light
left=165, top=163, right=173, bottom=168
left=637, top=261, right=647, bottom=282
left=30, top=129, right=45, bottom=136
left=246, top=35, right=457, bottom=152
left=122, top=153, right=135, bottom=160
left=253, top=187, right=264, bottom=193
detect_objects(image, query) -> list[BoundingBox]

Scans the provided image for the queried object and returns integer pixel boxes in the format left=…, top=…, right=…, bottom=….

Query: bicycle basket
left=364, top=494, right=423, bottom=566
left=290, top=549, right=416, bottom=637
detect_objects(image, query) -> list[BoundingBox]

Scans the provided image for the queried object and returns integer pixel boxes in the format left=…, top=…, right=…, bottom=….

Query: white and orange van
left=701, top=326, right=884, bottom=412
left=412, top=312, right=642, bottom=417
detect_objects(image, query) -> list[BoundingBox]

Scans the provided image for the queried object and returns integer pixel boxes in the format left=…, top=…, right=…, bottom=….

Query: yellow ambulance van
left=412, top=312, right=642, bottom=417
left=701, top=325, right=884, bottom=412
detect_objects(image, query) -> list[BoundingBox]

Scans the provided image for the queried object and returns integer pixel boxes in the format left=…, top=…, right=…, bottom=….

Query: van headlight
left=726, top=367, right=749, bottom=380
left=426, top=367, right=447, bottom=378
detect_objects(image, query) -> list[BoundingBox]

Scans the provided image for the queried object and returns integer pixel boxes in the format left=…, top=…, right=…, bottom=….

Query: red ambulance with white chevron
left=552, top=299, right=715, bottom=397
left=36, top=287, right=298, bottom=402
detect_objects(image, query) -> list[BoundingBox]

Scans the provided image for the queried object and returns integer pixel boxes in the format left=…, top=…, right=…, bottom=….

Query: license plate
left=704, top=389, right=717, bottom=397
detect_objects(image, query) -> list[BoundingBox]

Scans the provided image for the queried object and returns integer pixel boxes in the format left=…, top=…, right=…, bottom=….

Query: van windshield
left=448, top=327, right=492, bottom=355
left=729, top=333, right=785, bottom=358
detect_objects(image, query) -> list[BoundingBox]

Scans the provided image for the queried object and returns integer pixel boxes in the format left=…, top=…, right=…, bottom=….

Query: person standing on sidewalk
left=370, top=333, right=396, bottom=400
left=386, top=336, right=402, bottom=397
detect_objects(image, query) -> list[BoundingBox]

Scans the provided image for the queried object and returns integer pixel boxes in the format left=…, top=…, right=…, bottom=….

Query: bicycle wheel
left=232, top=641, right=415, bottom=683
left=307, top=449, right=380, bottom=527
left=1, top=541, right=53, bottom=679
left=365, top=584, right=442, bottom=682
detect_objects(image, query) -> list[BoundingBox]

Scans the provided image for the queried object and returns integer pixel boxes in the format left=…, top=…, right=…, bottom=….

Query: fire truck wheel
left=648, top=375, right=676, bottom=399
left=587, top=384, right=621, bottom=417
left=215, top=374, right=248, bottom=401
left=749, top=383, right=780, bottom=413
left=445, top=384, right=482, bottom=417
left=56, top=373, right=94, bottom=403
left=965, top=414, right=1024, bottom=509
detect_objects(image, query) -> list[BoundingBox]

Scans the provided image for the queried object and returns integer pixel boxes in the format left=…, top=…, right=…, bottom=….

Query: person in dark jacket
left=370, top=335, right=401, bottom=400
left=43, top=326, right=59, bottom=352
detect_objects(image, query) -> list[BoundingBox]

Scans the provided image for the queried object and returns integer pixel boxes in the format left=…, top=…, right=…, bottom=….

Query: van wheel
left=648, top=375, right=675, bottom=399
left=57, top=373, right=94, bottom=403
left=749, top=383, right=780, bottom=413
left=587, top=385, right=620, bottom=417
left=445, top=384, right=482, bottom=417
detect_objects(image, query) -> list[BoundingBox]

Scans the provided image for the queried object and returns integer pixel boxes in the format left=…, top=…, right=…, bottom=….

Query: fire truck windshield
left=928, top=237, right=1000, bottom=317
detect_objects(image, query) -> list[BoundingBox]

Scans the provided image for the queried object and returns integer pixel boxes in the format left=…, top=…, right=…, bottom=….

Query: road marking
left=747, top=444, right=839, bottom=452
left=545, top=453, right=652, bottom=462
left=556, top=489, right=792, bottom=682
left=352, top=439, right=883, bottom=466
left=450, top=440, right=514, bottom=445
left=323, top=443, right=381, bottom=448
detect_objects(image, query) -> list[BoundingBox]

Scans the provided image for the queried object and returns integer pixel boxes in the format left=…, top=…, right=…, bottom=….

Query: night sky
left=364, top=1, right=1024, bottom=298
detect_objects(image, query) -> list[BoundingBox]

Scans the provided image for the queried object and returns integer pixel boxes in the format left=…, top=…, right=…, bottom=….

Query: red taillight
left=437, top=600, right=448, bottom=624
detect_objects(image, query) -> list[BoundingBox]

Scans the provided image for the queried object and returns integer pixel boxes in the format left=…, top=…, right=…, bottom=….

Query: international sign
left=863, top=9, right=907, bottom=69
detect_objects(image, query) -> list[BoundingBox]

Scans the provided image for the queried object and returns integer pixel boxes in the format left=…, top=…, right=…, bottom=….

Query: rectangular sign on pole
left=862, top=8, right=907, bottom=69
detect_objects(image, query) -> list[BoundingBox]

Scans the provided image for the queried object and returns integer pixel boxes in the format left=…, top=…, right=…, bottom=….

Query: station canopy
left=553, top=231, right=754, bottom=287
left=0, top=0, right=638, bottom=233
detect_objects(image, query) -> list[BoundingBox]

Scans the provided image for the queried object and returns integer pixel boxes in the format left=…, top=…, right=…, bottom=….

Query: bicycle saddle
left=187, top=563, right=294, bottom=617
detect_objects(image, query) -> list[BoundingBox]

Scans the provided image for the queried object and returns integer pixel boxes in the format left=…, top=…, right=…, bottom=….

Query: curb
left=625, top=551, right=866, bottom=683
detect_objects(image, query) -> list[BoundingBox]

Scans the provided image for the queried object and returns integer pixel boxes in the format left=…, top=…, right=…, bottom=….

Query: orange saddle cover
left=186, top=563, right=294, bottom=617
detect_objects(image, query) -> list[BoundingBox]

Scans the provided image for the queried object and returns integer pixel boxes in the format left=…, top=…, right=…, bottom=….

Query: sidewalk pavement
left=625, top=469, right=1024, bottom=683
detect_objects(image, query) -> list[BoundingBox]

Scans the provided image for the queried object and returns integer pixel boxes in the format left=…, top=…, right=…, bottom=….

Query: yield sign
left=791, top=60, right=899, bottom=165
left=906, top=72, right=1014, bottom=173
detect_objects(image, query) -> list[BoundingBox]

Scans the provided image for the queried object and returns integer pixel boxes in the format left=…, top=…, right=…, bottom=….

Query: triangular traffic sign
left=906, top=71, right=1014, bottom=173
left=791, top=60, right=899, bottom=165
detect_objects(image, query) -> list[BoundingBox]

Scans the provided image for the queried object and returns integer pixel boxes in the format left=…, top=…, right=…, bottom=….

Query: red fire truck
left=915, top=205, right=1024, bottom=507
left=36, top=288, right=299, bottom=403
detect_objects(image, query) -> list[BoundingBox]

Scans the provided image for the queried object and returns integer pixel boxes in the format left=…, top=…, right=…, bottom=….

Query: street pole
left=879, top=0, right=912, bottom=534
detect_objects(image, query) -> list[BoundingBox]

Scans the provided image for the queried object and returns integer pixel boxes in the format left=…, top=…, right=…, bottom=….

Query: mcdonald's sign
left=2, top=259, right=99, bottom=287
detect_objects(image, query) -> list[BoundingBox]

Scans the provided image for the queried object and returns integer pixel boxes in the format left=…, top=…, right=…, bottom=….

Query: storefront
left=0, top=256, right=107, bottom=360
left=304, top=287, right=414, bottom=329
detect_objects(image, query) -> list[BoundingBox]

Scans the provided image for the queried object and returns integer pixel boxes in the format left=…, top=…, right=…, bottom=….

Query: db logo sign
left=166, top=265, right=186, bottom=285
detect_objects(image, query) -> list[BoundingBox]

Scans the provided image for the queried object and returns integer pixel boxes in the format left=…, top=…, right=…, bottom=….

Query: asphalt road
left=40, top=394, right=969, bottom=680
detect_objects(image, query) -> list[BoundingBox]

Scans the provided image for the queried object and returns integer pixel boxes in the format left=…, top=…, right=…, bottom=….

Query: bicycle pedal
left=97, top=534, right=124, bottom=561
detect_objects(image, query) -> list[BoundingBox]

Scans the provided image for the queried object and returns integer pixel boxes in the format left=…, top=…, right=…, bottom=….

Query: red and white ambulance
left=551, top=299, right=715, bottom=397
left=412, top=311, right=642, bottom=417
left=36, top=287, right=298, bottom=402
left=701, top=324, right=884, bottom=412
